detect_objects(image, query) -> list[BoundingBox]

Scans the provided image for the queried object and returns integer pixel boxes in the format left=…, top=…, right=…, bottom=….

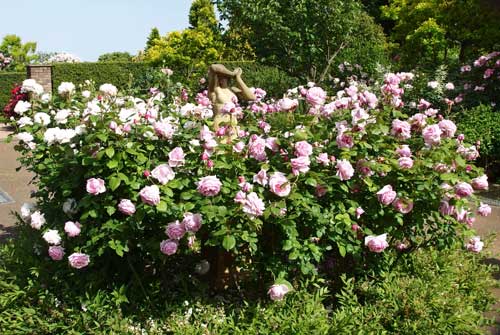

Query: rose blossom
left=455, top=182, right=473, bottom=198
left=242, top=192, right=266, bottom=218
left=422, top=124, right=442, bottom=146
left=20, top=202, right=35, bottom=222
left=48, top=246, right=65, bottom=261
left=364, top=233, right=389, bottom=253
left=269, top=172, right=291, bottom=197
left=277, top=98, right=298, bottom=112
left=64, top=221, right=81, bottom=237
left=355, top=207, right=364, bottom=219
left=43, top=229, right=61, bottom=245
left=197, top=176, right=222, bottom=196
left=248, top=135, right=267, bottom=161
left=168, top=147, right=185, bottom=167
left=166, top=220, right=186, bottom=240
left=398, top=157, right=413, bottom=169
left=58, top=82, right=75, bottom=96
left=471, top=175, right=488, bottom=190
left=118, top=199, right=136, bottom=215
left=336, top=159, right=354, bottom=181
left=182, top=212, right=202, bottom=232
left=477, top=203, right=492, bottom=217
left=291, top=156, right=311, bottom=175
left=268, top=284, right=290, bottom=301
left=160, top=239, right=178, bottom=255
left=306, top=86, right=326, bottom=106
left=86, top=178, right=106, bottom=195
left=151, top=164, right=175, bottom=185
left=30, top=211, right=45, bottom=229
left=438, top=120, right=457, bottom=138
left=139, top=185, right=161, bottom=205
left=377, top=185, right=397, bottom=205
left=234, top=190, right=247, bottom=204
left=391, top=119, right=411, bottom=140
left=294, top=141, right=313, bottom=157
left=253, top=170, right=269, bottom=186
left=99, top=83, right=118, bottom=96
left=392, top=198, right=414, bottom=214
left=439, top=200, right=455, bottom=216
left=396, top=145, right=411, bottom=157
left=316, top=152, right=330, bottom=166
left=466, top=237, right=483, bottom=253
left=68, top=252, right=90, bottom=269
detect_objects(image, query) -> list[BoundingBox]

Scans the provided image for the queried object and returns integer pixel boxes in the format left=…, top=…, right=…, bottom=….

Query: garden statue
left=208, top=64, right=256, bottom=133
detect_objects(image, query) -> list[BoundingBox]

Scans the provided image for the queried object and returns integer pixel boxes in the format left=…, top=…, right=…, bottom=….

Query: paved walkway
left=0, top=125, right=498, bottom=331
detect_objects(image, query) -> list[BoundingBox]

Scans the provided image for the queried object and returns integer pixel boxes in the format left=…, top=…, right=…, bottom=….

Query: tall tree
left=0, top=34, right=38, bottom=71
left=215, top=0, right=387, bottom=82
left=145, top=27, right=161, bottom=51
left=189, top=0, right=218, bottom=33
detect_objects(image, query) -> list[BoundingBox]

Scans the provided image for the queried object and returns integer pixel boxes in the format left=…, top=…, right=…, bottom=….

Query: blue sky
left=0, top=0, right=193, bottom=61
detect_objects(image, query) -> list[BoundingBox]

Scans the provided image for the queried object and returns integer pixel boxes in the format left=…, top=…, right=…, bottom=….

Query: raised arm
left=233, top=67, right=256, bottom=101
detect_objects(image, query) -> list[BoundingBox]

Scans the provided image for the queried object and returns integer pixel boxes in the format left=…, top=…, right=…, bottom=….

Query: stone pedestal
left=27, top=65, right=52, bottom=93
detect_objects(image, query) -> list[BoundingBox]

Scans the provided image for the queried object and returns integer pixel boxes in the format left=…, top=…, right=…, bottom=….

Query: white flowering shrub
left=7, top=71, right=490, bottom=297
left=47, top=52, right=81, bottom=64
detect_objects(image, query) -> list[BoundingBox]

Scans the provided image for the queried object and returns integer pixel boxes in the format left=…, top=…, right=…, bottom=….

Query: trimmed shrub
left=51, top=62, right=150, bottom=93
left=0, top=72, right=25, bottom=109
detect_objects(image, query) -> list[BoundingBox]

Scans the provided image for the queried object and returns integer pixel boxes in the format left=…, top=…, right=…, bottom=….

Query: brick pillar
left=27, top=65, right=52, bottom=93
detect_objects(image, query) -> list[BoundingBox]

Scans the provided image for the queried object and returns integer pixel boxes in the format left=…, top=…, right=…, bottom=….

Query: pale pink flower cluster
left=197, top=175, right=222, bottom=196
left=466, top=237, right=483, bottom=253
left=268, top=284, right=290, bottom=301
left=364, top=233, right=389, bottom=253
left=161, top=213, right=203, bottom=256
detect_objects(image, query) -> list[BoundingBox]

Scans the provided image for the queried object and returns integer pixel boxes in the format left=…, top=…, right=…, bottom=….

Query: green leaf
left=105, top=147, right=115, bottom=158
left=109, top=177, right=121, bottom=191
left=157, top=201, right=167, bottom=212
left=107, top=160, right=119, bottom=169
left=106, top=206, right=116, bottom=216
left=337, top=243, right=346, bottom=257
left=222, top=235, right=236, bottom=251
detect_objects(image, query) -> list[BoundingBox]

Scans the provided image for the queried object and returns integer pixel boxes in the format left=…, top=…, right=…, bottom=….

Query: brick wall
left=27, top=65, right=52, bottom=93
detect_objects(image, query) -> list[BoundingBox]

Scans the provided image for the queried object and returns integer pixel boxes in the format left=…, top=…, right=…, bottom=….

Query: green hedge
left=51, top=62, right=150, bottom=93
left=0, top=72, right=25, bottom=109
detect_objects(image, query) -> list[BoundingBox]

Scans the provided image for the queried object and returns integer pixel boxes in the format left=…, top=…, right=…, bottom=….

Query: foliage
left=51, top=62, right=149, bottom=93
left=98, top=52, right=133, bottom=63
left=0, top=34, right=38, bottom=71
left=189, top=0, right=219, bottom=33
left=455, top=104, right=500, bottom=179
left=0, top=72, right=25, bottom=110
left=215, top=0, right=388, bottom=82
left=6, top=70, right=489, bottom=291
left=145, top=27, right=160, bottom=52
left=381, top=0, right=500, bottom=68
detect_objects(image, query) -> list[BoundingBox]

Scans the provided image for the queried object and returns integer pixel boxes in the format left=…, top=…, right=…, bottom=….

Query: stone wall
left=27, top=65, right=52, bottom=93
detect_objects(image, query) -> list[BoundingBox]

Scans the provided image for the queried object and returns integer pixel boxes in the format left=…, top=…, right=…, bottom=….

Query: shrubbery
left=0, top=72, right=25, bottom=109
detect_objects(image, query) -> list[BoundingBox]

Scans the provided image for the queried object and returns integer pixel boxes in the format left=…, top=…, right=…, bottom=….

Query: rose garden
left=0, top=1, right=499, bottom=334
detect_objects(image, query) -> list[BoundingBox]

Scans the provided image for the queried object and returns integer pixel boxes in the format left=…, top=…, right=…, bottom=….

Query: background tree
left=215, top=0, right=388, bottom=83
left=145, top=27, right=160, bottom=51
left=98, top=52, right=133, bottom=62
left=189, top=0, right=219, bottom=33
left=0, top=34, right=38, bottom=71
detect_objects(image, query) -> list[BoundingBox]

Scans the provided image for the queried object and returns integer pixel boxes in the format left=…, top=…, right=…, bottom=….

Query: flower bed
left=7, top=69, right=491, bottom=298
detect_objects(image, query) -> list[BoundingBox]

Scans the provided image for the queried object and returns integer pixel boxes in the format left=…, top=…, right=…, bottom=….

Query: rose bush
left=7, top=71, right=489, bottom=292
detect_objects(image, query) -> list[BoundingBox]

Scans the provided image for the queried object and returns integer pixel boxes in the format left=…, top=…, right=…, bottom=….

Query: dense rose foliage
left=9, top=73, right=488, bottom=297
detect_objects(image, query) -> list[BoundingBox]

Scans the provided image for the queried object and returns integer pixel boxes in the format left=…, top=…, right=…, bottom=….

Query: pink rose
left=422, top=125, right=442, bottom=146
left=466, top=236, right=483, bottom=253
left=139, top=185, right=161, bottom=205
left=118, top=199, right=136, bottom=215
left=438, top=120, right=457, bottom=138
left=269, top=172, right=291, bottom=197
left=197, top=176, right=222, bottom=196
left=306, top=86, right=326, bottom=106
left=168, top=147, right=185, bottom=167
left=277, top=98, right=298, bottom=112
left=182, top=212, right=202, bottom=232
left=233, top=141, right=245, bottom=153
left=455, top=182, right=473, bottom=198
left=266, top=137, right=280, bottom=152
left=398, top=157, right=413, bottom=169
left=471, top=175, right=488, bottom=190
left=391, top=119, right=411, bottom=140
left=316, top=152, right=330, bottom=166
left=409, top=113, right=427, bottom=130
left=364, top=233, right=389, bottom=253
left=294, top=141, right=313, bottom=157
left=160, top=239, right=178, bottom=255
left=417, top=99, right=431, bottom=111
left=253, top=170, right=269, bottom=186
left=30, top=211, right=45, bottom=230
left=234, top=190, right=247, bottom=204
left=396, top=145, right=411, bottom=157
left=68, top=252, right=90, bottom=269
left=154, top=120, right=175, bottom=139
left=248, top=135, right=267, bottom=161
left=336, top=132, right=354, bottom=149
left=477, top=203, right=491, bottom=217
left=336, top=159, right=354, bottom=181
left=291, top=156, right=310, bottom=176
left=64, top=221, right=81, bottom=237
left=242, top=192, right=266, bottom=218
left=166, top=220, right=186, bottom=240
left=48, top=246, right=65, bottom=261
left=268, top=284, right=290, bottom=301
left=439, top=201, right=455, bottom=216
left=377, top=185, right=397, bottom=205
left=151, top=164, right=175, bottom=185
left=392, top=198, right=414, bottom=214
left=86, top=178, right=106, bottom=195
left=355, top=207, right=364, bottom=219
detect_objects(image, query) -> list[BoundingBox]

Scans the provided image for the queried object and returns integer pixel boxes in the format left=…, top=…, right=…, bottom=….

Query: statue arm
left=233, top=69, right=256, bottom=101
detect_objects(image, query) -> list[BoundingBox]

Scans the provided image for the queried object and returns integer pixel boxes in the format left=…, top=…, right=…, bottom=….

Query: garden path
left=0, top=124, right=498, bottom=332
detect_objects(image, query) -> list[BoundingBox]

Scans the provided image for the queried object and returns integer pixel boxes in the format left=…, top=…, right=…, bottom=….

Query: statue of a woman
left=208, top=64, right=256, bottom=132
